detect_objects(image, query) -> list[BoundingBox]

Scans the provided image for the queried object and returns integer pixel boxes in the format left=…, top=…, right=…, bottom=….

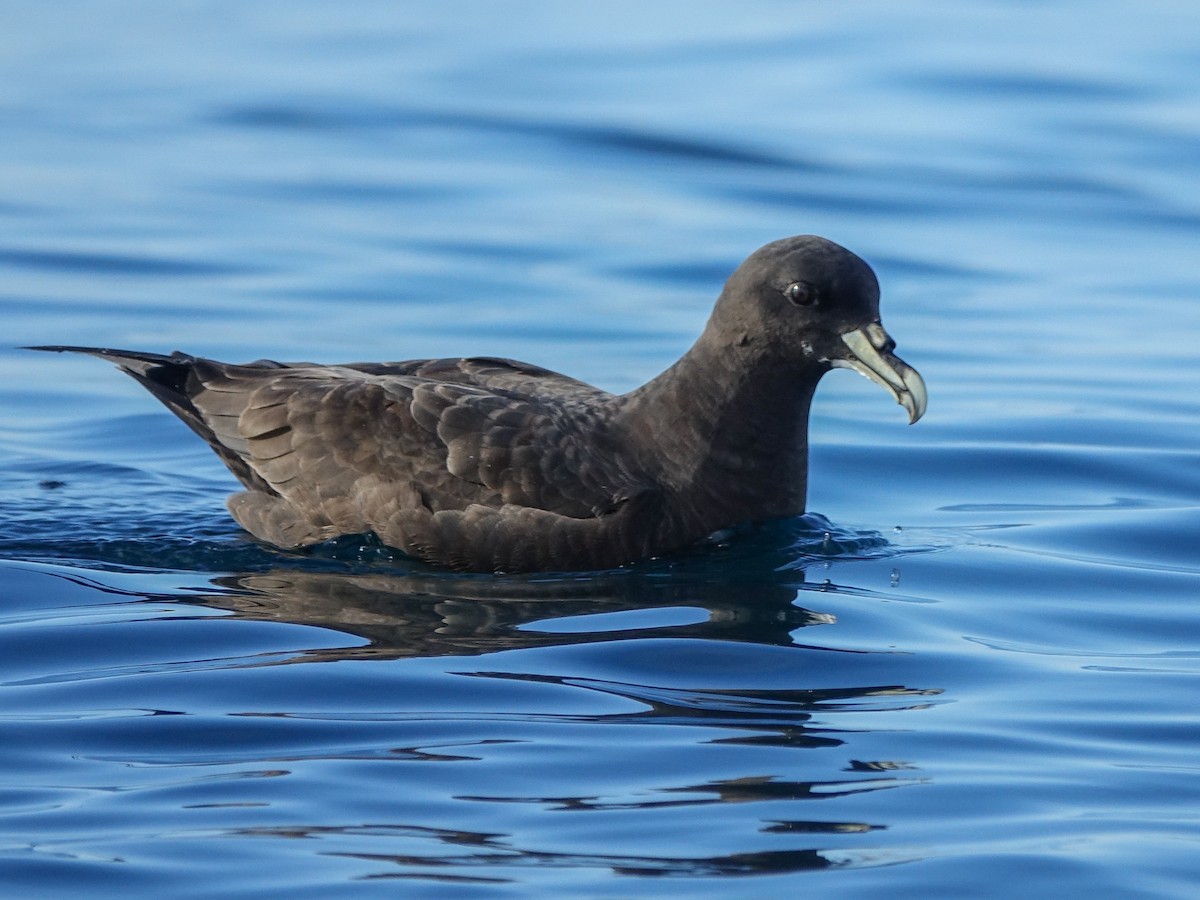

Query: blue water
left=3, top=2, right=1200, bottom=896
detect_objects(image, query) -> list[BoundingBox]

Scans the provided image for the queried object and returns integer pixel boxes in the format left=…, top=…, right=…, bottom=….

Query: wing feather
left=41, top=347, right=662, bottom=569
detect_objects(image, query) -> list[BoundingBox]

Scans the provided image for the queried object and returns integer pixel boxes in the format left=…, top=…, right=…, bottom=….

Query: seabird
left=32, top=235, right=926, bottom=572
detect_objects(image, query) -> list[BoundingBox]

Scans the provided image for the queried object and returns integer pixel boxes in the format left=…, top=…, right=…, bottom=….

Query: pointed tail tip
left=22, top=347, right=194, bottom=382
left=24, top=344, right=111, bottom=354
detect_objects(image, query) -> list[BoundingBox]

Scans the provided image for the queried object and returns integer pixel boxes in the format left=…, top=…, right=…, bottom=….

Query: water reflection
left=177, top=515, right=917, bottom=663
left=196, top=566, right=826, bottom=662
left=231, top=822, right=890, bottom=879
left=460, top=768, right=927, bottom=811
left=465, top=671, right=939, bottom=750
left=17, top=531, right=942, bottom=882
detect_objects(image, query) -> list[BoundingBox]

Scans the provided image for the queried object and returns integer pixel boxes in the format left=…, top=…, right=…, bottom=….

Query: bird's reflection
left=186, top=515, right=912, bottom=663
left=235, top=821, right=850, bottom=877
left=40, top=521, right=942, bottom=881
left=197, top=564, right=824, bottom=662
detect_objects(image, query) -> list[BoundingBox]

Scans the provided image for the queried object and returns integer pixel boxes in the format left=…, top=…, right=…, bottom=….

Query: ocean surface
left=3, top=2, right=1199, bottom=897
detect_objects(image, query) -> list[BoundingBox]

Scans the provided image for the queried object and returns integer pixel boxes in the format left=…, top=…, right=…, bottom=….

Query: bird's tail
left=27, top=345, right=268, bottom=492
left=28, top=345, right=199, bottom=413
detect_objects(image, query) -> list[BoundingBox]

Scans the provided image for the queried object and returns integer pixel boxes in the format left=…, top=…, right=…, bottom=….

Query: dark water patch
left=723, top=152, right=1174, bottom=234
left=868, top=253, right=1007, bottom=284
left=1066, top=119, right=1200, bottom=169
left=212, top=176, right=455, bottom=205
left=724, top=184, right=947, bottom=218
left=0, top=247, right=252, bottom=277
left=405, top=237, right=573, bottom=265
left=1, top=293, right=264, bottom=321
left=212, top=103, right=819, bottom=172
left=1116, top=205, right=1200, bottom=233
left=978, top=170, right=1142, bottom=200
left=0, top=537, right=274, bottom=578
left=0, top=197, right=42, bottom=215
left=905, top=70, right=1153, bottom=102
left=613, top=260, right=742, bottom=288
left=433, top=321, right=669, bottom=344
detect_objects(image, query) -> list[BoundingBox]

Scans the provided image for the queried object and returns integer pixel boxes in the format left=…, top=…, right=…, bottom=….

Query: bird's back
left=32, top=346, right=661, bottom=570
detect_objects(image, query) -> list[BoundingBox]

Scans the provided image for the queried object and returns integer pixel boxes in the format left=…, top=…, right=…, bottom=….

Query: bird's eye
left=782, top=281, right=817, bottom=307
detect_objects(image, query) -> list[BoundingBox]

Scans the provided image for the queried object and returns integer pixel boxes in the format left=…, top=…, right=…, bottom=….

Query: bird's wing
left=30, top=348, right=664, bottom=570
left=186, top=355, right=641, bottom=522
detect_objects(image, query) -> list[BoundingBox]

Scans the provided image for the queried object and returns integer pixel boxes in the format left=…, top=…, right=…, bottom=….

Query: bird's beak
left=832, top=324, right=927, bottom=424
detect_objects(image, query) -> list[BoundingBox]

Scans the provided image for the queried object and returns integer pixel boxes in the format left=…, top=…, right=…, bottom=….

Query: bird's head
left=711, top=234, right=927, bottom=423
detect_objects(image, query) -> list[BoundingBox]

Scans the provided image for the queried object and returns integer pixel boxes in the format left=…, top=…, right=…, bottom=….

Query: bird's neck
left=617, top=323, right=824, bottom=530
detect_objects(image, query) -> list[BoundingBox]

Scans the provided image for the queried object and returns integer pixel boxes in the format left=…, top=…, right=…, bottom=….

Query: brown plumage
left=31, top=235, right=927, bottom=572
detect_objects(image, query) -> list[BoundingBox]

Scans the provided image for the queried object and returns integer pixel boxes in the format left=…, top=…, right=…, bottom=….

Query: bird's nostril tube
left=866, top=322, right=895, bottom=353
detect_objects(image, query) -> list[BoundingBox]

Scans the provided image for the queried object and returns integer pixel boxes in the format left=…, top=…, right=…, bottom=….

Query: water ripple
left=213, top=103, right=814, bottom=171
left=0, top=247, right=251, bottom=277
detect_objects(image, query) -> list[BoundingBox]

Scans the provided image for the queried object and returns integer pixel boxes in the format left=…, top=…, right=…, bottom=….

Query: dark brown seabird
left=32, top=235, right=927, bottom=573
